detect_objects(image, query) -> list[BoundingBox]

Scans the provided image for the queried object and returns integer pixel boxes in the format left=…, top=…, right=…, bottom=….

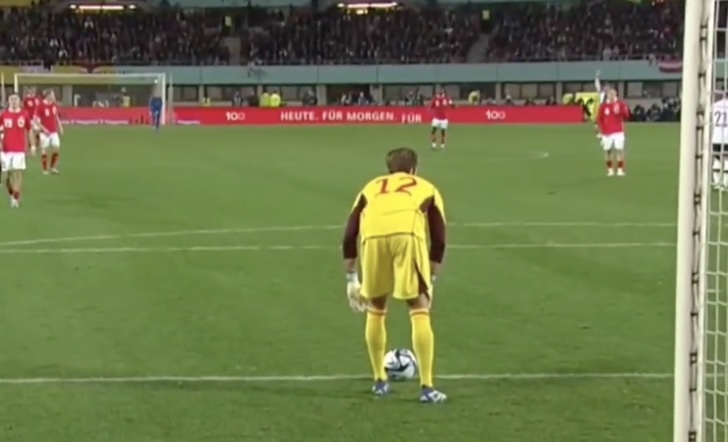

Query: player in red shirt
left=597, top=88, right=630, bottom=177
left=430, top=87, right=452, bottom=150
left=36, top=90, right=63, bottom=175
left=22, top=87, right=41, bottom=154
left=0, top=94, right=31, bottom=208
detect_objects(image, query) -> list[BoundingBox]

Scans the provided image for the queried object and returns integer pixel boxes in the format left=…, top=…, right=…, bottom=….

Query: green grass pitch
left=0, top=124, right=678, bottom=442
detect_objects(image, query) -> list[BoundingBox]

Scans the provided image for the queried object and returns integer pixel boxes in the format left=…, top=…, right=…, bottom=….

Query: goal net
left=676, top=0, right=728, bottom=440
left=0, top=72, right=171, bottom=125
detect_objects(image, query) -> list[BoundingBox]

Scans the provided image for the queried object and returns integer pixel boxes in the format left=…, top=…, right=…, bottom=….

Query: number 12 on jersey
left=377, top=176, right=418, bottom=195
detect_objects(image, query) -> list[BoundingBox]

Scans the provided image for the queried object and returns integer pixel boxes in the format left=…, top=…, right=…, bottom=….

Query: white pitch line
left=0, top=225, right=343, bottom=247
left=0, top=221, right=676, bottom=247
left=0, top=242, right=675, bottom=255
left=0, top=372, right=672, bottom=385
left=459, top=221, right=676, bottom=228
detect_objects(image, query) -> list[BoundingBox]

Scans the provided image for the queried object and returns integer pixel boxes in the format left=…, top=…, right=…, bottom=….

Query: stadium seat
left=244, top=6, right=481, bottom=65
left=0, top=5, right=229, bottom=65
left=0, top=0, right=684, bottom=65
left=485, top=0, right=683, bottom=61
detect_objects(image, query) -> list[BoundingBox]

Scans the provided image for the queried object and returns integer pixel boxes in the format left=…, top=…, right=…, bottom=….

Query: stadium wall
left=0, top=61, right=684, bottom=85
left=114, top=61, right=682, bottom=84
left=57, top=105, right=584, bottom=126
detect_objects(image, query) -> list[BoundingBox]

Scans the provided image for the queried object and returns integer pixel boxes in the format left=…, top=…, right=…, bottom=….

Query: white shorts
left=40, top=132, right=60, bottom=150
left=601, top=133, right=625, bottom=151
left=431, top=118, right=449, bottom=130
left=1, top=152, right=26, bottom=171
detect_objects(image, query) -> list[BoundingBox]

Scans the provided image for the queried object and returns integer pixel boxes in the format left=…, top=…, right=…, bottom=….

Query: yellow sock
left=365, top=309, right=388, bottom=381
left=410, top=309, right=435, bottom=387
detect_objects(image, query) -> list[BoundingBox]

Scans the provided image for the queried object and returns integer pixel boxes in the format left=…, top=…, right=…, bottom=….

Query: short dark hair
left=386, top=147, right=418, bottom=173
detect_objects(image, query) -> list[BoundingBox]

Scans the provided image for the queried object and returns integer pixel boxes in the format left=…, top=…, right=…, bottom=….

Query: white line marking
left=0, top=242, right=674, bottom=255
left=484, top=151, right=551, bottom=161
left=0, top=225, right=342, bottom=247
left=0, top=372, right=672, bottom=385
left=0, top=221, right=675, bottom=247
left=458, top=221, right=675, bottom=228
left=531, top=152, right=550, bottom=160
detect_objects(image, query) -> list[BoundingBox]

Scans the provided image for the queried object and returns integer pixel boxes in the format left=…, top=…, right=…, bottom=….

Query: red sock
left=606, top=160, right=613, bottom=169
left=12, top=191, right=20, bottom=200
left=617, top=160, right=624, bottom=169
left=50, top=152, right=59, bottom=168
left=5, top=179, right=12, bottom=196
left=41, top=153, right=48, bottom=170
left=441, top=132, right=446, bottom=145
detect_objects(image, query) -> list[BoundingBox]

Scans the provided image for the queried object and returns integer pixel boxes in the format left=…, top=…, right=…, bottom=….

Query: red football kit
left=597, top=99, right=630, bottom=176
left=1, top=109, right=30, bottom=153
left=430, top=93, right=452, bottom=149
left=430, top=94, right=452, bottom=120
left=36, top=100, right=60, bottom=134
left=22, top=96, right=40, bottom=117
left=0, top=108, right=30, bottom=205
left=35, top=100, right=62, bottom=173
left=597, top=100, right=630, bottom=135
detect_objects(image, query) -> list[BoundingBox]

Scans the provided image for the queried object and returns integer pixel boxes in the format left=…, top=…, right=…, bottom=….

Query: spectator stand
left=485, top=0, right=683, bottom=61
left=0, top=1, right=230, bottom=66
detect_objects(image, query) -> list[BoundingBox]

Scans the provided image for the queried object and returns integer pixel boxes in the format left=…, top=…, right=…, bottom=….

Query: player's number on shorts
left=377, top=177, right=418, bottom=195
left=715, top=110, right=728, bottom=127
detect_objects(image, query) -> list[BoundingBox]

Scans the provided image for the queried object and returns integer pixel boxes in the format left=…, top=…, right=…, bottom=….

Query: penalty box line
left=0, top=221, right=676, bottom=248
left=0, top=372, right=673, bottom=385
left=0, top=242, right=676, bottom=255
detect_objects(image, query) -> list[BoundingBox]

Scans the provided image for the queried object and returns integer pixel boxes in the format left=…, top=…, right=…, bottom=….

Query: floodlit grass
left=0, top=124, right=679, bottom=442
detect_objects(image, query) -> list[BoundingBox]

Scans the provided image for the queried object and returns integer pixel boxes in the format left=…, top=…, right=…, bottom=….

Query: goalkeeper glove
left=346, top=272, right=366, bottom=313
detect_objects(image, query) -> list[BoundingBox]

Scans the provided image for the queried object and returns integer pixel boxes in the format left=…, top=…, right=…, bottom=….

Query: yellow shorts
left=359, top=234, right=431, bottom=300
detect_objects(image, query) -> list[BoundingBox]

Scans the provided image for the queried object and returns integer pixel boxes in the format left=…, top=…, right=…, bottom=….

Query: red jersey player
left=36, top=90, right=63, bottom=175
left=23, top=87, right=41, bottom=153
left=597, top=88, right=630, bottom=177
left=0, top=94, right=31, bottom=208
left=430, top=87, right=452, bottom=150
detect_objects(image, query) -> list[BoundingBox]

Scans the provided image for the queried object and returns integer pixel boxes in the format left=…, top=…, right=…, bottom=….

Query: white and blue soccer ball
left=384, top=349, right=418, bottom=381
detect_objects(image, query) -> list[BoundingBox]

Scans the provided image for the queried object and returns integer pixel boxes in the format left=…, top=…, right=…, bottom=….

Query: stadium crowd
left=0, top=5, right=229, bottom=65
left=486, top=0, right=683, bottom=61
left=244, top=7, right=481, bottom=64
left=0, top=1, right=682, bottom=65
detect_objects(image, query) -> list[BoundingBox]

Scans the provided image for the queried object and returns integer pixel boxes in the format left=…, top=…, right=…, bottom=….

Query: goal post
left=675, top=0, right=721, bottom=439
left=2, top=72, right=172, bottom=125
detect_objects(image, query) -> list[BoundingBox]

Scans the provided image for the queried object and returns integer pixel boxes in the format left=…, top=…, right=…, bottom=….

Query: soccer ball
left=384, top=349, right=418, bottom=381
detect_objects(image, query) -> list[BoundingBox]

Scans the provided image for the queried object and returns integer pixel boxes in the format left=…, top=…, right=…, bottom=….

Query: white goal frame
left=674, top=0, right=716, bottom=438
left=0, top=72, right=171, bottom=125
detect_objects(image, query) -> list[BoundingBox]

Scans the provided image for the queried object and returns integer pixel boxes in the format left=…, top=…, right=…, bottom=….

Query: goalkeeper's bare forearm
left=342, top=196, right=365, bottom=274
left=427, top=204, right=446, bottom=278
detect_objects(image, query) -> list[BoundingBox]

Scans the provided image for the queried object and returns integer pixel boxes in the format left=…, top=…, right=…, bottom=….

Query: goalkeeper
left=149, top=94, right=162, bottom=130
left=342, top=147, right=447, bottom=403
